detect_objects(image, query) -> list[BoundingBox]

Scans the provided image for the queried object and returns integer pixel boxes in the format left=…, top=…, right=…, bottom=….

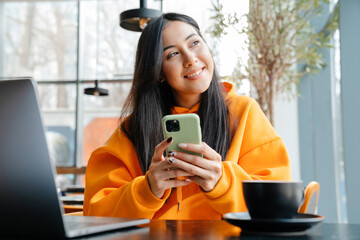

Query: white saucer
left=223, top=212, right=324, bottom=236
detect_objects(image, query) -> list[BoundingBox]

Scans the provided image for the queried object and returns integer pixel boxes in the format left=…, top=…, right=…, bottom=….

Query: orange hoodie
left=83, top=82, right=291, bottom=220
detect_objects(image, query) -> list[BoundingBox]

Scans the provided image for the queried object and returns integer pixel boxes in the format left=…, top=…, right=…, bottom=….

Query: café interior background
left=1, top=0, right=359, bottom=224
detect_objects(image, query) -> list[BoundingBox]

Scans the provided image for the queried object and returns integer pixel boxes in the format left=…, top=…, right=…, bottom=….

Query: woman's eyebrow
left=185, top=33, right=197, bottom=41
left=163, top=33, right=199, bottom=52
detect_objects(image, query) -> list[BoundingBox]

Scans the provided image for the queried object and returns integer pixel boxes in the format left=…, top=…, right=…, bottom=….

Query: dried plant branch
left=209, top=0, right=338, bottom=124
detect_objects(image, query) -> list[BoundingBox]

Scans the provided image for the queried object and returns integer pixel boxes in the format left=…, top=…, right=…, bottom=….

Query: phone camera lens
left=166, top=119, right=180, bottom=132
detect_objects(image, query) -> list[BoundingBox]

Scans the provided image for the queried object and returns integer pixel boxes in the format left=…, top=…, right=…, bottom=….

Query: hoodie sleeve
left=83, top=129, right=171, bottom=218
left=203, top=96, right=292, bottom=214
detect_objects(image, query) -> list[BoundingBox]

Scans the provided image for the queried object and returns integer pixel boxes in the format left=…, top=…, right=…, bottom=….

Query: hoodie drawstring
left=177, top=186, right=182, bottom=211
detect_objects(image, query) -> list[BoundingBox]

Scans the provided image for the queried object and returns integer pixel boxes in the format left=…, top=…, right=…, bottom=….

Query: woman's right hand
left=147, top=137, right=193, bottom=198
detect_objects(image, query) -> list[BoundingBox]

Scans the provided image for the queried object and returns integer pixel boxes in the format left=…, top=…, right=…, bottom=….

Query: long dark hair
left=121, top=13, right=231, bottom=174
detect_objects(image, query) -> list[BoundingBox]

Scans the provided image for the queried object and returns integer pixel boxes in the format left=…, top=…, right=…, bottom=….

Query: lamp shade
left=84, top=80, right=109, bottom=96
left=120, top=0, right=162, bottom=32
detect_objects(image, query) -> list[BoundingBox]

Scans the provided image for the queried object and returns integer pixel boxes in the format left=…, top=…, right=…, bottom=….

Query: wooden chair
left=65, top=210, right=84, bottom=216
left=63, top=205, right=83, bottom=214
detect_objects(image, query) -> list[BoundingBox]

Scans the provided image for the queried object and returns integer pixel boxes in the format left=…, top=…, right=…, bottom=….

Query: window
left=0, top=0, right=249, bottom=187
left=0, top=0, right=159, bottom=186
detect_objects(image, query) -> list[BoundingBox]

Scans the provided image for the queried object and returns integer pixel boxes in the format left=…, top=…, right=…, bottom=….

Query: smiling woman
left=161, top=21, right=214, bottom=109
left=83, top=12, right=292, bottom=220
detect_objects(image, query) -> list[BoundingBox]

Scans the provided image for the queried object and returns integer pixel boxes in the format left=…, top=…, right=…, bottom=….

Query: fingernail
left=178, top=143, right=187, bottom=148
left=166, top=137, right=173, bottom=143
left=169, top=151, right=177, bottom=157
left=168, top=157, right=175, bottom=163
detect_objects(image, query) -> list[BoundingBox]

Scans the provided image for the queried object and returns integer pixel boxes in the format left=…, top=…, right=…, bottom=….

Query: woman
left=83, top=13, right=291, bottom=220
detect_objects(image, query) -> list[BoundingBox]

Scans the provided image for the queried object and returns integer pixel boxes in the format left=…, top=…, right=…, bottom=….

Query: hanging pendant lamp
left=84, top=80, right=109, bottom=96
left=120, top=0, right=162, bottom=32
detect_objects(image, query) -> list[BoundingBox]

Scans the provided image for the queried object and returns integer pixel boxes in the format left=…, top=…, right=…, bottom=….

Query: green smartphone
left=162, top=113, right=202, bottom=157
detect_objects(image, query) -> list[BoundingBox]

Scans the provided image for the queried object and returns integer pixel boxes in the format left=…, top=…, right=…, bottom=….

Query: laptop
left=0, top=78, right=149, bottom=238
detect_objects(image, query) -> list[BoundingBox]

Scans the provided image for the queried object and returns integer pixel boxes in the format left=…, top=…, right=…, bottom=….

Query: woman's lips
left=184, top=67, right=205, bottom=79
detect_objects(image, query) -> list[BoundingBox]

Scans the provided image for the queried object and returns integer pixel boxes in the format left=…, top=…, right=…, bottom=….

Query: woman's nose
left=183, top=55, right=199, bottom=68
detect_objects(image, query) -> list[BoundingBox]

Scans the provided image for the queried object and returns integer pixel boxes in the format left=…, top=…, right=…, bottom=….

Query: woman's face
left=161, top=20, right=214, bottom=108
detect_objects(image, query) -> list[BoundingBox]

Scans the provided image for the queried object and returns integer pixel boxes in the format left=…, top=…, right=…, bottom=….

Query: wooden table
left=79, top=220, right=360, bottom=240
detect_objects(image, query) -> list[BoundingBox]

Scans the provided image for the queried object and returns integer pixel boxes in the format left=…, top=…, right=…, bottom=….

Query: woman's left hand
left=167, top=142, right=222, bottom=192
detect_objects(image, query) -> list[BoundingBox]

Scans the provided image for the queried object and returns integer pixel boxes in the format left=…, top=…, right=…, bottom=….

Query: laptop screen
left=0, top=79, right=67, bottom=236
left=0, top=78, right=150, bottom=238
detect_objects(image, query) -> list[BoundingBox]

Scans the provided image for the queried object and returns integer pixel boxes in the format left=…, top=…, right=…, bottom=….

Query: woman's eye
left=191, top=40, right=200, bottom=46
left=168, top=52, right=178, bottom=59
